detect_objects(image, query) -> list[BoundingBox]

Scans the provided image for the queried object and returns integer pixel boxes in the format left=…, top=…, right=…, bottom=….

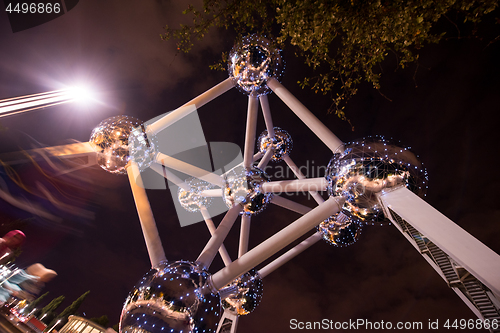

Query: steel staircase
left=388, top=209, right=500, bottom=332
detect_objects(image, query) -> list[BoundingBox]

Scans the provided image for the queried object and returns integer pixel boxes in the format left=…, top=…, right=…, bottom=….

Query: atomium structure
left=2, top=35, right=500, bottom=333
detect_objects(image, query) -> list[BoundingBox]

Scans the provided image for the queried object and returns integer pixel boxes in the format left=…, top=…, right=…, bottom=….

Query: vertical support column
left=216, top=310, right=239, bottom=333
left=238, top=215, right=251, bottom=257
left=127, top=162, right=166, bottom=267
left=259, top=94, right=275, bottom=137
left=244, top=96, right=259, bottom=169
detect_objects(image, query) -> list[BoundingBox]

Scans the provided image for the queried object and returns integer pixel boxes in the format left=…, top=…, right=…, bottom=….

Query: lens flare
left=0, top=86, right=95, bottom=118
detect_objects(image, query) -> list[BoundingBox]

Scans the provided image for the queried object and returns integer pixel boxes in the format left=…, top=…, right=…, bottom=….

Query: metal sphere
left=222, top=269, right=263, bottom=316
left=318, top=212, right=362, bottom=247
left=222, top=166, right=273, bottom=215
left=326, top=136, right=428, bottom=226
left=128, top=124, right=159, bottom=172
left=257, top=127, right=292, bottom=162
left=120, top=260, right=220, bottom=333
left=90, top=115, right=157, bottom=174
left=228, top=35, right=284, bottom=96
left=178, top=178, right=216, bottom=212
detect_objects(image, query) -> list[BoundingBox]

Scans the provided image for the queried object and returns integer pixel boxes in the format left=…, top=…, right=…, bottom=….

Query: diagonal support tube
left=271, top=195, right=313, bottom=215
left=283, top=155, right=325, bottom=204
left=200, top=206, right=233, bottom=267
left=127, top=162, right=166, bottom=267
left=267, top=78, right=344, bottom=153
left=149, top=163, right=190, bottom=191
left=149, top=164, right=230, bottom=266
left=155, top=152, right=223, bottom=187
left=258, top=232, right=323, bottom=278
left=147, top=78, right=235, bottom=136
left=196, top=205, right=242, bottom=270
left=378, top=186, right=500, bottom=296
left=257, top=147, right=274, bottom=170
left=229, top=152, right=263, bottom=173
left=210, top=196, right=344, bottom=290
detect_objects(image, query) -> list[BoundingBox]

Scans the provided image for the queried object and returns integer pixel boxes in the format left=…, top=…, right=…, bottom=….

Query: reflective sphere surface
left=120, top=260, right=220, bottom=333
left=128, top=124, right=159, bottom=172
left=326, top=136, right=428, bottom=225
left=90, top=116, right=156, bottom=174
left=257, top=127, right=292, bottom=162
left=178, top=178, right=216, bottom=212
left=228, top=35, right=284, bottom=96
left=318, top=212, right=362, bottom=247
left=222, top=166, right=272, bottom=215
left=222, top=269, right=263, bottom=316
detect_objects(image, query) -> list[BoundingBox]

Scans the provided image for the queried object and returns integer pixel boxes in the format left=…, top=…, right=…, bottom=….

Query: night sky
left=1, top=1, right=500, bottom=332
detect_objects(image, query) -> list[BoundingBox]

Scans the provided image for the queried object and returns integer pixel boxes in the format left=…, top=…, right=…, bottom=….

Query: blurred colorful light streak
left=0, top=87, right=93, bottom=118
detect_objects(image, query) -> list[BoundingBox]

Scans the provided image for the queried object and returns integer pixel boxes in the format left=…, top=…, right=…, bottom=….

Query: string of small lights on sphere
left=257, top=127, right=293, bottom=162
left=178, top=178, right=217, bottom=213
left=326, top=136, right=428, bottom=226
left=89, top=115, right=158, bottom=174
left=222, top=166, right=273, bottom=216
left=221, top=269, right=263, bottom=316
left=119, top=261, right=220, bottom=333
left=228, top=35, right=285, bottom=97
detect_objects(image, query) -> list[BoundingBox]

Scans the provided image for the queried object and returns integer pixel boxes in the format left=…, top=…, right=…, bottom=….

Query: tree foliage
left=162, top=0, right=498, bottom=122
left=39, top=295, right=64, bottom=317
left=39, top=295, right=65, bottom=324
left=89, top=315, right=109, bottom=328
left=25, top=291, right=49, bottom=313
left=46, top=290, right=90, bottom=329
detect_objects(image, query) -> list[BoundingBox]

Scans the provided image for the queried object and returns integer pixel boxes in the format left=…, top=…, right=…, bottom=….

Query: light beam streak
left=0, top=87, right=91, bottom=118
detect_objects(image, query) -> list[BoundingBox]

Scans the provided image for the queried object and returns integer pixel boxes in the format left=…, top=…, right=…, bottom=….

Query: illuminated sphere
left=228, top=35, right=284, bottom=96
left=90, top=115, right=157, bottom=174
left=326, top=136, right=428, bottom=226
left=318, top=212, right=362, bottom=247
left=257, top=127, right=292, bottom=161
left=222, top=166, right=272, bottom=215
left=178, top=178, right=216, bottom=212
left=120, top=260, right=220, bottom=333
left=128, top=124, right=159, bottom=172
left=222, top=269, right=263, bottom=316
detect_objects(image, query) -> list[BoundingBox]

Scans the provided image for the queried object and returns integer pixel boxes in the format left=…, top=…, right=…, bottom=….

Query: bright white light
left=66, top=85, right=94, bottom=102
